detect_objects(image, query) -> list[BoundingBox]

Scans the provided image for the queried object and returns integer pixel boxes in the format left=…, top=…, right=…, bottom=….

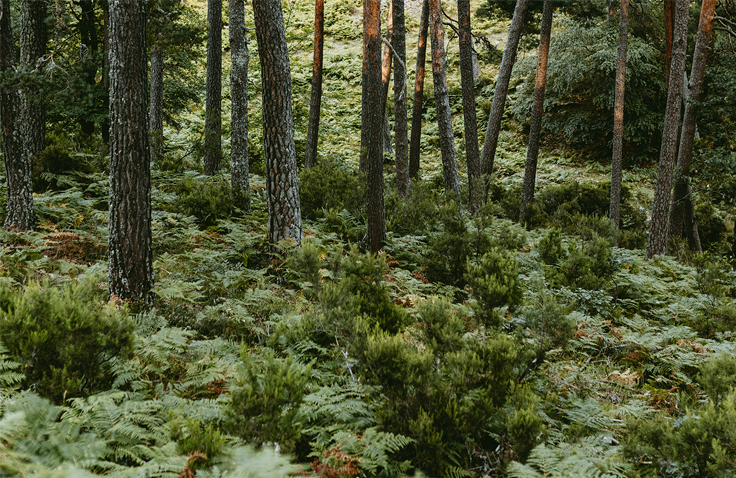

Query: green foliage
left=537, top=229, right=564, bottom=265
left=419, top=298, right=466, bottom=356
left=299, top=158, right=366, bottom=220
left=173, top=174, right=233, bottom=228
left=696, top=201, right=729, bottom=253
left=465, top=248, right=523, bottom=327
left=33, top=131, right=104, bottom=192
left=698, top=354, right=736, bottom=408
left=505, top=384, right=545, bottom=462
left=548, top=236, right=614, bottom=291
left=386, top=181, right=443, bottom=235
left=0, top=339, right=23, bottom=396
left=515, top=288, right=575, bottom=366
left=286, top=240, right=324, bottom=297
left=169, top=413, right=226, bottom=469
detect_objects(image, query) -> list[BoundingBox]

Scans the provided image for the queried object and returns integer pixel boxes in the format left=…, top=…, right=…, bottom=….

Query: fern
left=0, top=339, right=23, bottom=395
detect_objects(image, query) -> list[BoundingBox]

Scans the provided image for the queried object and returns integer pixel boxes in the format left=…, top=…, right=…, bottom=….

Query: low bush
left=299, top=158, right=365, bottom=220
left=174, top=174, right=233, bottom=228
left=465, top=248, right=523, bottom=327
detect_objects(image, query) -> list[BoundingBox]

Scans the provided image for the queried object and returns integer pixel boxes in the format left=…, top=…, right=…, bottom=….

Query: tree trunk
left=363, top=0, right=385, bottom=253
left=230, top=0, right=250, bottom=212
left=668, top=0, right=715, bottom=253
left=429, top=0, right=460, bottom=199
left=79, top=0, right=98, bottom=136
left=204, top=0, right=222, bottom=175
left=479, top=0, right=529, bottom=179
left=409, top=0, right=429, bottom=179
left=253, top=0, right=303, bottom=246
left=519, top=0, right=553, bottom=224
left=102, top=0, right=110, bottom=144
left=381, top=0, right=394, bottom=156
left=149, top=43, right=164, bottom=163
left=2, top=0, right=34, bottom=232
left=609, top=0, right=629, bottom=236
left=393, top=0, right=411, bottom=198
left=382, top=109, right=393, bottom=155
left=646, top=0, right=688, bottom=259
left=457, top=0, right=480, bottom=210
left=304, top=0, right=324, bottom=169
left=108, top=0, right=153, bottom=301
left=664, top=0, right=675, bottom=91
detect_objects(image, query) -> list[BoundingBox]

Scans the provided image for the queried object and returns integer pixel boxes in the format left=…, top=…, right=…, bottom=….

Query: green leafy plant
left=465, top=248, right=523, bottom=327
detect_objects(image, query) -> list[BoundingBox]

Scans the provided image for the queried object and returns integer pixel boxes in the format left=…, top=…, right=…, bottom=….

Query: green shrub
left=286, top=240, right=323, bottom=297
left=169, top=413, right=227, bottom=469
left=33, top=131, right=104, bottom=191
left=386, top=181, right=443, bottom=236
left=549, top=236, right=613, bottom=290
left=419, top=298, right=466, bottom=356
left=174, top=174, right=233, bottom=228
left=465, top=248, right=523, bottom=327
left=299, top=158, right=365, bottom=220
left=0, top=279, right=135, bottom=404
left=537, top=228, right=564, bottom=265
left=515, top=289, right=575, bottom=366
left=698, top=354, right=736, bottom=407
left=695, top=201, right=729, bottom=253
left=505, top=384, right=545, bottom=462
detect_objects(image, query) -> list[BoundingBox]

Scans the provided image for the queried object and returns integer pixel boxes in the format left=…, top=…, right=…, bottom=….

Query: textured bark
left=409, top=0, right=429, bottom=179
left=668, top=0, right=715, bottom=253
left=381, top=0, right=394, bottom=156
left=304, top=0, right=324, bottom=169
left=609, top=0, right=629, bottom=235
left=479, top=0, right=529, bottom=178
left=646, top=0, right=688, bottom=259
left=382, top=109, right=393, bottom=155
left=393, top=0, right=410, bottom=198
left=79, top=0, right=98, bottom=136
left=429, top=0, right=460, bottom=199
left=204, top=0, right=222, bottom=175
left=457, top=0, right=480, bottom=209
left=149, top=43, right=164, bottom=163
left=363, top=0, right=385, bottom=253
left=664, top=0, right=675, bottom=91
left=519, top=0, right=553, bottom=224
left=102, top=0, right=110, bottom=144
left=230, top=0, right=250, bottom=212
left=108, top=0, right=153, bottom=301
left=253, top=0, right=303, bottom=246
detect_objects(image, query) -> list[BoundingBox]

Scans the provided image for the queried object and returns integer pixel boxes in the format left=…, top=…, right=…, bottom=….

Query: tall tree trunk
left=646, top=0, right=688, bottom=259
left=519, top=0, right=553, bottom=224
left=304, top=0, right=324, bottom=169
left=108, top=0, right=153, bottom=301
left=609, top=0, right=629, bottom=236
left=381, top=0, right=394, bottom=156
left=664, top=0, right=675, bottom=91
left=457, top=0, right=480, bottom=210
left=102, top=0, right=110, bottom=144
left=363, top=0, right=385, bottom=253
left=393, top=0, right=410, bottom=197
left=668, top=0, right=715, bottom=253
left=409, top=0, right=429, bottom=179
left=429, top=0, right=460, bottom=199
left=253, top=0, right=303, bottom=246
left=479, top=0, right=529, bottom=179
left=149, top=43, right=164, bottom=163
left=204, top=0, right=222, bottom=175
left=79, top=0, right=98, bottom=136
left=230, top=0, right=250, bottom=212
left=1, top=0, right=33, bottom=231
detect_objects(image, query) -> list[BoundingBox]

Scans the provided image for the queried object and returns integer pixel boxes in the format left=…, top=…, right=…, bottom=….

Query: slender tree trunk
left=393, top=0, right=410, bottom=197
left=610, top=0, right=629, bottom=236
left=429, top=0, right=460, bottom=199
left=519, top=0, right=553, bottom=224
left=149, top=43, right=164, bottom=163
left=646, top=0, right=688, bottom=259
left=382, top=109, right=393, bottom=155
left=363, top=0, right=385, bottom=253
left=457, top=0, right=480, bottom=210
left=668, top=0, right=715, bottom=253
left=108, top=0, right=153, bottom=301
left=664, top=0, right=675, bottom=91
left=102, top=0, right=110, bottom=144
left=79, top=0, right=98, bottom=136
left=381, top=0, right=394, bottom=156
left=230, top=0, right=250, bottom=212
left=479, top=0, right=529, bottom=179
left=304, top=0, right=324, bottom=169
left=409, top=0, right=429, bottom=179
left=253, top=0, right=303, bottom=246
left=204, top=0, right=222, bottom=175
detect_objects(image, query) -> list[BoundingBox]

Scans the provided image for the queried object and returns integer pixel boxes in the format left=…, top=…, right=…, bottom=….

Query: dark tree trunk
left=304, top=0, right=324, bottom=170
left=79, top=0, right=98, bottom=136
left=382, top=109, right=393, bottom=155
left=409, top=0, right=429, bottom=179
left=610, top=0, right=629, bottom=236
left=230, top=0, right=250, bottom=212
left=108, top=0, right=153, bottom=301
left=204, top=0, right=222, bottom=175
left=149, top=43, right=164, bottom=163
left=363, top=0, right=385, bottom=253
left=668, top=0, right=715, bottom=253
left=253, top=0, right=303, bottom=246
left=381, top=0, right=394, bottom=156
left=519, top=0, right=553, bottom=224
left=102, top=0, right=110, bottom=144
left=457, top=0, right=480, bottom=210
left=664, top=0, right=675, bottom=91
left=429, top=0, right=460, bottom=199
left=646, top=0, right=688, bottom=259
left=393, top=0, right=410, bottom=197
left=2, top=0, right=34, bottom=231
left=479, top=0, right=529, bottom=179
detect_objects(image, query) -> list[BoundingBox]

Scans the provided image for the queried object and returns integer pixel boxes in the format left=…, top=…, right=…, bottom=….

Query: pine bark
left=479, top=0, right=529, bottom=178
left=108, top=0, right=153, bottom=301
left=149, top=43, right=164, bottom=163
left=429, top=0, right=460, bottom=199
left=519, top=0, right=553, bottom=224
left=304, top=0, right=324, bottom=169
left=381, top=0, right=394, bottom=157
left=668, top=0, right=715, bottom=253
left=609, top=0, right=629, bottom=234
left=204, top=0, right=222, bottom=175
left=230, top=0, right=250, bottom=211
left=646, top=0, right=688, bottom=259
left=363, top=0, right=385, bottom=253
left=409, top=0, right=429, bottom=179
left=102, top=0, right=110, bottom=144
left=393, top=0, right=410, bottom=198
left=457, top=0, right=480, bottom=210
left=253, top=0, right=303, bottom=246
left=664, top=0, right=675, bottom=91
left=79, top=0, right=98, bottom=136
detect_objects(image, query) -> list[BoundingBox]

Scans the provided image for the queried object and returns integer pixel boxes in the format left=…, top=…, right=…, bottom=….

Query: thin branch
left=381, top=36, right=408, bottom=101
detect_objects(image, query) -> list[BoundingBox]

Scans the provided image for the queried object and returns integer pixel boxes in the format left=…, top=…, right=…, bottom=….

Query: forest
left=2, top=0, right=736, bottom=476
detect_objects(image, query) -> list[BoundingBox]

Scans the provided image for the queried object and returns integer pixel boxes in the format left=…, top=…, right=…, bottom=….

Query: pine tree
left=457, top=0, right=480, bottom=209
left=609, top=0, right=629, bottom=237
left=204, top=0, right=222, bottom=175
left=149, top=43, right=164, bottom=163
left=304, top=0, right=325, bottom=170
left=409, top=0, right=429, bottom=179
left=393, top=0, right=411, bottom=198
left=230, top=0, right=250, bottom=211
